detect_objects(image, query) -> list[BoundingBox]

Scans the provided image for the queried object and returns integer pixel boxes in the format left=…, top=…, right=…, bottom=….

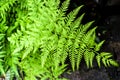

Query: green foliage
left=0, top=34, right=6, bottom=77
left=67, top=16, right=119, bottom=70
left=0, top=0, right=119, bottom=80
left=96, top=52, right=119, bottom=67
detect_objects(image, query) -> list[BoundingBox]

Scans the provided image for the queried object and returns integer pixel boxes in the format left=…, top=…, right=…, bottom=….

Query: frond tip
left=96, top=52, right=119, bottom=67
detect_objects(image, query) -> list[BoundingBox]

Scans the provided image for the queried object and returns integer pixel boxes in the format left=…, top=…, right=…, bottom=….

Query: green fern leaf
left=22, top=47, right=33, bottom=60
left=0, top=51, right=5, bottom=58
left=96, top=52, right=119, bottom=67
left=0, top=62, right=5, bottom=77
left=104, top=54, right=113, bottom=59
left=90, top=52, right=95, bottom=67
left=76, top=48, right=83, bottom=70
left=96, top=54, right=101, bottom=67
left=102, top=57, right=107, bottom=67
left=69, top=47, right=76, bottom=71
left=82, top=27, right=97, bottom=46
left=59, top=0, right=70, bottom=13
left=95, top=40, right=105, bottom=51
left=0, top=0, right=16, bottom=18
left=109, top=60, right=119, bottom=67
left=107, top=60, right=111, bottom=67
left=71, top=13, right=85, bottom=30
left=84, top=50, right=90, bottom=68
left=65, top=5, right=83, bottom=26
left=100, top=52, right=112, bottom=57
left=81, top=21, right=94, bottom=32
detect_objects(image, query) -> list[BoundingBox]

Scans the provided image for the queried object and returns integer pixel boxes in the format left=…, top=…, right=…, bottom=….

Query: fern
left=0, top=34, right=6, bottom=77
left=65, top=7, right=119, bottom=70
left=0, top=0, right=119, bottom=79
left=96, top=52, right=119, bottom=67
left=68, top=19, right=119, bottom=70
left=3, top=0, right=68, bottom=79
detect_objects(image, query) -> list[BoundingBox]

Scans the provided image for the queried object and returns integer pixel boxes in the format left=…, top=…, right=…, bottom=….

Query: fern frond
left=95, top=40, right=105, bottom=51
left=69, top=46, right=76, bottom=71
left=76, top=48, right=84, bottom=70
left=96, top=54, right=101, bottom=67
left=71, top=13, right=85, bottom=30
left=0, top=0, right=16, bottom=18
left=102, top=57, right=107, bottom=67
left=0, top=62, right=5, bottom=77
left=0, top=34, right=6, bottom=76
left=89, top=52, right=95, bottom=67
left=41, top=50, right=50, bottom=67
left=59, top=0, right=70, bottom=13
left=88, top=31, right=96, bottom=47
left=65, top=5, right=83, bottom=26
left=84, top=50, right=95, bottom=68
left=84, top=50, right=90, bottom=68
left=96, top=52, right=119, bottom=67
left=100, top=52, right=112, bottom=57
left=109, top=60, right=119, bottom=67
left=82, top=27, right=97, bottom=47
